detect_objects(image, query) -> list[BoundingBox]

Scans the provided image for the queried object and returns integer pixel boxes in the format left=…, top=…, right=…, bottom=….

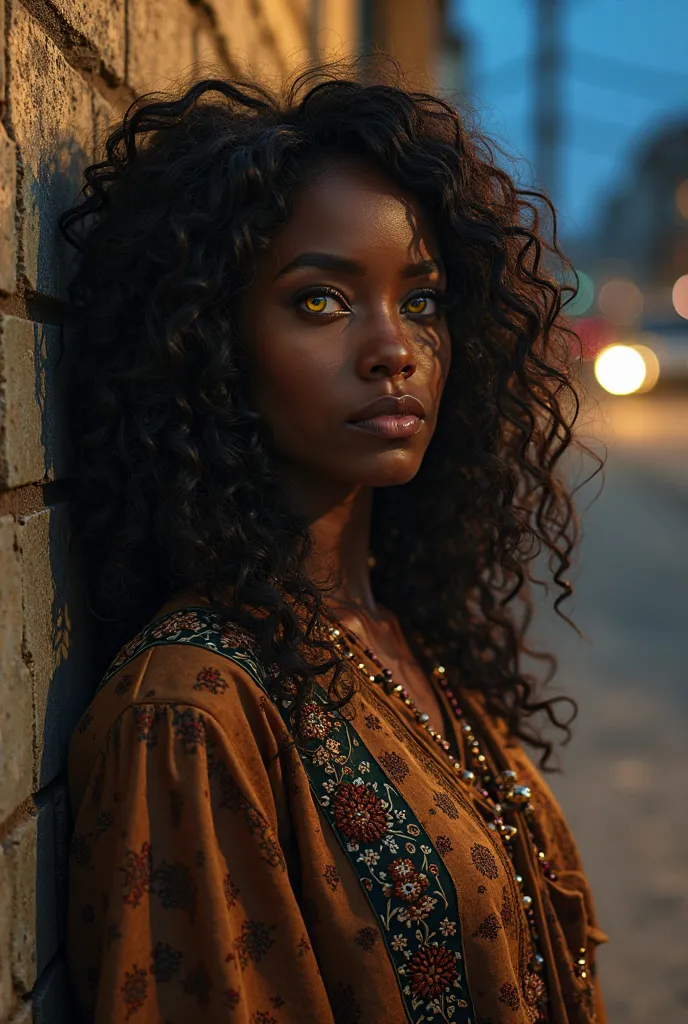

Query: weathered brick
left=193, top=20, right=230, bottom=73
left=0, top=517, right=33, bottom=825
left=0, top=128, right=17, bottom=296
left=127, top=0, right=197, bottom=95
left=17, top=506, right=93, bottom=789
left=6, top=1000, right=33, bottom=1023
left=7, top=4, right=94, bottom=299
left=258, top=0, right=310, bottom=69
left=1, top=794, right=65, bottom=1000
left=0, top=316, right=70, bottom=490
left=2, top=813, right=37, bottom=995
left=51, top=0, right=126, bottom=81
left=204, top=0, right=275, bottom=74
left=314, top=0, right=358, bottom=59
left=92, top=90, right=122, bottom=166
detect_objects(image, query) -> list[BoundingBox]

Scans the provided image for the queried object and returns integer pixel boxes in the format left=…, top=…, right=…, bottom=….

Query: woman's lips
left=347, top=414, right=423, bottom=438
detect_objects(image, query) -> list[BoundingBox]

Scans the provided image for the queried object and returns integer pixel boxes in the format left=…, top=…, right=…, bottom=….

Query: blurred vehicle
left=574, top=317, right=688, bottom=396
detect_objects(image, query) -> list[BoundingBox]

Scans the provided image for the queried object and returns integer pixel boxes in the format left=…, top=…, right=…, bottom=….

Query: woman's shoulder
left=69, top=597, right=288, bottom=798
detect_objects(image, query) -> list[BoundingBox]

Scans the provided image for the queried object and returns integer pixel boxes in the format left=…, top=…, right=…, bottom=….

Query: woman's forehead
left=260, top=161, right=442, bottom=277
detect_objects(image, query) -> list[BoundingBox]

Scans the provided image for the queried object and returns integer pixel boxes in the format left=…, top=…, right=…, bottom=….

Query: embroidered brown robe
left=68, top=598, right=607, bottom=1023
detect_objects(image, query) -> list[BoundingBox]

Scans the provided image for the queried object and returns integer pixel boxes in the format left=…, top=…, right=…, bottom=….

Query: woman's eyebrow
left=274, top=252, right=445, bottom=281
left=400, top=257, right=444, bottom=280
left=274, top=252, right=366, bottom=279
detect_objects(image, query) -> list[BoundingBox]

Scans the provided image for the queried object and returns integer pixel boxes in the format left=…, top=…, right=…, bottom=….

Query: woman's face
left=237, top=161, right=451, bottom=499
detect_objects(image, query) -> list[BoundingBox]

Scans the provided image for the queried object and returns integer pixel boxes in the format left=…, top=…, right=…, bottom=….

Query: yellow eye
left=404, top=294, right=437, bottom=316
left=304, top=295, right=328, bottom=313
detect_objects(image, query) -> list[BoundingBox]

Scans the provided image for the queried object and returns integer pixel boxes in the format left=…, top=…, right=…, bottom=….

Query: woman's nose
left=356, top=310, right=417, bottom=381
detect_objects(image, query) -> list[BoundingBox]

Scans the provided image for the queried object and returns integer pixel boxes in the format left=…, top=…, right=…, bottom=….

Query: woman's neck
left=284, top=467, right=379, bottom=616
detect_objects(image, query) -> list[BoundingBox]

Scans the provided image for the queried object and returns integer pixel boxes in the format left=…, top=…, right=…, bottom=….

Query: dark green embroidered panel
left=98, top=608, right=476, bottom=1024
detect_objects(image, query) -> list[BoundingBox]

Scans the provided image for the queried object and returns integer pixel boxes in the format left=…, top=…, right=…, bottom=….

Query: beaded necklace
left=322, top=607, right=554, bottom=1021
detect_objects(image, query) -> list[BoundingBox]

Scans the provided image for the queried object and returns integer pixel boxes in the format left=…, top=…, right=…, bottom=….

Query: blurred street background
left=443, top=1, right=688, bottom=1020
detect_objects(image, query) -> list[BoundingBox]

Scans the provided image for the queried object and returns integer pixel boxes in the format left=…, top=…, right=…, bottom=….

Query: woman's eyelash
left=293, top=285, right=348, bottom=306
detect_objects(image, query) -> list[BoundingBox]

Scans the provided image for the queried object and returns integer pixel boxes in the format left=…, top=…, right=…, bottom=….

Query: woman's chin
left=348, top=451, right=425, bottom=489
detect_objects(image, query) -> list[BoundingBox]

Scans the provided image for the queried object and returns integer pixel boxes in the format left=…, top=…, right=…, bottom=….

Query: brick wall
left=0, top=2, right=362, bottom=1020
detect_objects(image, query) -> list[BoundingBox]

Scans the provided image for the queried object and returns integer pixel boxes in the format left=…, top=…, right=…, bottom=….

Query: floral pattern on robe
left=68, top=604, right=607, bottom=1024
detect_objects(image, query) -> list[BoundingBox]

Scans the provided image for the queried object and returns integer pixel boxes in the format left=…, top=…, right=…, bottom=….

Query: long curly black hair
left=60, top=63, right=590, bottom=768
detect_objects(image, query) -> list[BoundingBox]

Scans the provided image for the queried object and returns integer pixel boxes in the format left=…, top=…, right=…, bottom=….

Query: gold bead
left=505, top=784, right=531, bottom=807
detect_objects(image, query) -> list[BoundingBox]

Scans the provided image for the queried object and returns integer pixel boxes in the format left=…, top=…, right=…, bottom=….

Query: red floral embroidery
left=363, top=713, right=382, bottom=730
left=151, top=860, right=197, bottom=920
left=500, top=886, right=514, bottom=931
left=499, top=982, right=521, bottom=1010
left=209, top=758, right=286, bottom=870
left=133, top=705, right=157, bottom=747
left=233, top=919, right=276, bottom=970
left=472, top=912, right=502, bottom=941
left=270, top=994, right=286, bottom=1007
left=219, top=622, right=257, bottom=650
left=355, top=926, right=379, bottom=951
left=470, top=843, right=499, bottom=879
left=150, top=611, right=204, bottom=638
left=121, top=964, right=147, bottom=1020
left=111, top=636, right=144, bottom=671
left=323, top=863, right=340, bottom=891
left=525, top=972, right=546, bottom=1011
left=435, top=834, right=453, bottom=856
left=332, top=781, right=390, bottom=843
left=251, top=1013, right=278, bottom=1024
left=398, top=894, right=437, bottom=924
left=120, top=842, right=152, bottom=908
left=223, top=872, right=240, bottom=908
left=387, top=858, right=429, bottom=903
left=298, top=701, right=335, bottom=740
left=406, top=944, right=458, bottom=999
left=296, top=934, right=311, bottom=957
left=70, top=832, right=92, bottom=868
left=150, top=942, right=182, bottom=982
left=433, top=791, right=459, bottom=820
left=379, top=750, right=410, bottom=783
left=114, top=674, right=134, bottom=696
left=224, top=988, right=240, bottom=1008
left=193, top=666, right=228, bottom=694
left=172, top=706, right=206, bottom=753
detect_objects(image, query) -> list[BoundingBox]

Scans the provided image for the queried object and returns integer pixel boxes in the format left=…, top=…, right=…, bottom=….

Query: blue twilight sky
left=451, top=0, right=688, bottom=244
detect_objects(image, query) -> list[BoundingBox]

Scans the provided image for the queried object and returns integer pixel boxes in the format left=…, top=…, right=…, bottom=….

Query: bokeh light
left=671, top=274, right=688, bottom=319
left=675, top=179, right=688, bottom=221
left=631, top=344, right=661, bottom=393
left=598, top=278, right=644, bottom=325
left=594, top=344, right=647, bottom=395
left=564, top=270, right=595, bottom=316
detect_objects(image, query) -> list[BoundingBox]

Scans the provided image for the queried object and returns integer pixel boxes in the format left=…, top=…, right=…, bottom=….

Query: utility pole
left=533, top=0, right=563, bottom=203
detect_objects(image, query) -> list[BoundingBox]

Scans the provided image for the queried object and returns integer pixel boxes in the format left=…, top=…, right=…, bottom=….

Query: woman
left=61, top=66, right=606, bottom=1023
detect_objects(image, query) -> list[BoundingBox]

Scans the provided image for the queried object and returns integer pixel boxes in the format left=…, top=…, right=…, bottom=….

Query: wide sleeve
left=68, top=701, right=335, bottom=1024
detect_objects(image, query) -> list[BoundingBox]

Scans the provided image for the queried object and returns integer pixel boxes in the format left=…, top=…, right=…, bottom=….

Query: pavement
left=528, top=391, right=688, bottom=1024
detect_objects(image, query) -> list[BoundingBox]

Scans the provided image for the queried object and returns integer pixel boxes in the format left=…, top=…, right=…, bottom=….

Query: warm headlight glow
left=594, top=344, right=647, bottom=395
left=598, top=278, right=643, bottom=325
left=632, top=344, right=660, bottom=393
left=672, top=274, right=688, bottom=319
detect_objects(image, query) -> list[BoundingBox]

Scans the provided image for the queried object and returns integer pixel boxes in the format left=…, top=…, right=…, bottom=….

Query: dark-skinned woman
left=62, top=68, right=607, bottom=1024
